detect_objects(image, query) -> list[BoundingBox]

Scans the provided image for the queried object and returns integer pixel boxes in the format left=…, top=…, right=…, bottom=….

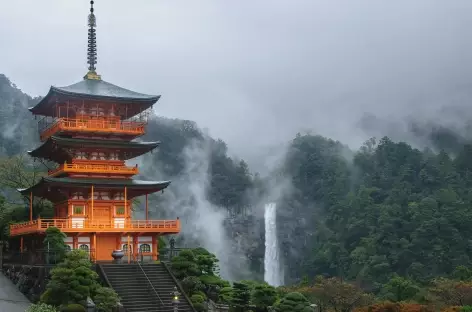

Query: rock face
left=0, top=273, right=31, bottom=312
left=3, top=264, right=50, bottom=303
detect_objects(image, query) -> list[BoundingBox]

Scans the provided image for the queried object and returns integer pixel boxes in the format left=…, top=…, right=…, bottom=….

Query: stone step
left=99, top=263, right=194, bottom=312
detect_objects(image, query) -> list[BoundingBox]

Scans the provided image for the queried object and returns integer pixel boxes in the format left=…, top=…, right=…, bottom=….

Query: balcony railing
left=39, top=118, right=146, bottom=141
left=10, top=218, right=180, bottom=236
left=48, top=163, right=139, bottom=177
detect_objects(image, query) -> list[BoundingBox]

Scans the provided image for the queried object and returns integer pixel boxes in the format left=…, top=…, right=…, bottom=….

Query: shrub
left=93, top=287, right=120, bottom=312
left=26, top=303, right=58, bottom=312
left=190, top=294, right=206, bottom=312
left=60, top=303, right=86, bottom=312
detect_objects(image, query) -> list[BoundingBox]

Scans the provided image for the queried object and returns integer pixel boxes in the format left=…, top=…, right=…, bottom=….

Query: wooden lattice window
left=79, top=244, right=89, bottom=251
left=115, top=206, right=125, bottom=216
left=73, top=205, right=85, bottom=215
left=140, top=244, right=151, bottom=253
left=122, top=244, right=131, bottom=252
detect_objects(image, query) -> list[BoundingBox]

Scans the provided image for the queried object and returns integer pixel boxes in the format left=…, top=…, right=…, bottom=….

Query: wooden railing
left=10, top=218, right=180, bottom=236
left=39, top=118, right=146, bottom=141
left=48, top=163, right=139, bottom=176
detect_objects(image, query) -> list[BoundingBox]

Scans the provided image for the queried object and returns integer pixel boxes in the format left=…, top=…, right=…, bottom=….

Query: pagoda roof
left=28, top=136, right=160, bottom=162
left=29, top=78, right=161, bottom=117
left=19, top=177, right=170, bottom=200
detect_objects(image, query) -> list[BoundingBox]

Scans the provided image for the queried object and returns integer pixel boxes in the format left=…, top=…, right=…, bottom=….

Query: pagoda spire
left=84, top=0, right=101, bottom=80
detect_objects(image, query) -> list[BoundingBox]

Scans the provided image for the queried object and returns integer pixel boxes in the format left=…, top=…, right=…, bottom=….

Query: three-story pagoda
left=9, top=1, right=179, bottom=262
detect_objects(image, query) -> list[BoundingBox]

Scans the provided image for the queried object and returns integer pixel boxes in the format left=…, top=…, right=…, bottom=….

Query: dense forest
left=3, top=74, right=472, bottom=293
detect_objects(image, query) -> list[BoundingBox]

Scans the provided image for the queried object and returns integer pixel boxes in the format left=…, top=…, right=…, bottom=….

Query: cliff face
left=0, top=74, right=39, bottom=156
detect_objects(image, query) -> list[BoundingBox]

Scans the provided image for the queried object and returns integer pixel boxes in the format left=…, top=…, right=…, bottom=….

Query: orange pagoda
left=9, top=1, right=180, bottom=262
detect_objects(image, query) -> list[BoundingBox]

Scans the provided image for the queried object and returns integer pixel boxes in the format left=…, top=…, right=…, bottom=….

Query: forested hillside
left=279, top=133, right=472, bottom=290
left=2, top=74, right=472, bottom=289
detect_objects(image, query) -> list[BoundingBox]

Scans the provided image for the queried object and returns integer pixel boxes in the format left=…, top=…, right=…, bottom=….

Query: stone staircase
left=99, top=263, right=194, bottom=312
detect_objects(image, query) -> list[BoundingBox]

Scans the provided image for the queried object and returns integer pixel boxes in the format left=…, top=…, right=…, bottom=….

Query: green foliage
left=93, top=287, right=120, bottom=312
left=193, top=247, right=219, bottom=275
left=43, top=227, right=67, bottom=263
left=171, top=249, right=201, bottom=279
left=41, top=250, right=99, bottom=306
left=252, top=284, right=278, bottom=310
left=26, top=303, right=58, bottom=312
left=59, top=304, right=86, bottom=312
left=274, top=292, right=313, bottom=312
left=41, top=249, right=118, bottom=310
left=182, top=276, right=205, bottom=296
left=230, top=282, right=251, bottom=312
left=190, top=294, right=206, bottom=312
left=453, top=266, right=472, bottom=281
left=278, top=134, right=472, bottom=285
left=219, top=287, right=234, bottom=304
left=381, top=275, right=420, bottom=302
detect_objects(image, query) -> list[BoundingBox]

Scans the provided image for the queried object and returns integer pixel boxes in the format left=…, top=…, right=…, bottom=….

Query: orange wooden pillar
left=73, top=236, right=78, bottom=250
left=20, top=237, right=24, bottom=252
left=133, top=236, right=139, bottom=261
left=29, top=191, right=33, bottom=221
left=92, top=233, right=97, bottom=262
left=127, top=234, right=131, bottom=264
left=145, top=194, right=148, bottom=221
left=152, top=235, right=158, bottom=261
left=90, top=185, right=94, bottom=222
left=116, top=235, right=121, bottom=251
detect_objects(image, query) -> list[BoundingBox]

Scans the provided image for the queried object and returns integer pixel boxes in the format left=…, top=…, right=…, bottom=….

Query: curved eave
left=18, top=177, right=171, bottom=199
left=28, top=136, right=160, bottom=161
left=51, top=85, right=161, bottom=103
left=29, top=85, right=161, bottom=116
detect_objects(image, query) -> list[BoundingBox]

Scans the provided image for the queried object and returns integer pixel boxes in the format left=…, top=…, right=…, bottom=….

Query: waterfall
left=264, top=202, right=282, bottom=286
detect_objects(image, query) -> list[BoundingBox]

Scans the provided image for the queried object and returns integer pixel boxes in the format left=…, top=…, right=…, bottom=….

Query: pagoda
left=9, top=1, right=180, bottom=262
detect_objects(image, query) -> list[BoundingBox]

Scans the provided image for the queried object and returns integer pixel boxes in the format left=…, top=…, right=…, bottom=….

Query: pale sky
left=2, top=0, right=472, bottom=163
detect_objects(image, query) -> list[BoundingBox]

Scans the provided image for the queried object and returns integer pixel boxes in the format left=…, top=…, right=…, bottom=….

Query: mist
left=2, top=1, right=472, bottom=166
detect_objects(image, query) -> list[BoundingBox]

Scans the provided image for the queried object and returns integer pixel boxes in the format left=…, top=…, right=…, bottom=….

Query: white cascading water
left=264, top=202, right=282, bottom=286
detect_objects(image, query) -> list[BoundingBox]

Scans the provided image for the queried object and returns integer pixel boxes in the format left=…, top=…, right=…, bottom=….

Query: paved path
left=0, top=274, right=31, bottom=312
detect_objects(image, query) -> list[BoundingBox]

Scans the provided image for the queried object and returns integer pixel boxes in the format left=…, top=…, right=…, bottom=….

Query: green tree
left=41, top=250, right=100, bottom=306
left=274, top=292, right=314, bottom=312
left=230, top=282, right=251, bottom=312
left=171, top=249, right=200, bottom=279
left=381, top=275, right=419, bottom=302
left=43, top=227, right=67, bottom=264
left=41, top=249, right=119, bottom=310
left=252, top=283, right=278, bottom=312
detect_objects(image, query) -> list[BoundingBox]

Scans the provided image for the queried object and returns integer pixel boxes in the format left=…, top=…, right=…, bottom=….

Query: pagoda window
left=113, top=192, right=124, bottom=200
left=77, top=106, right=86, bottom=115
left=73, top=205, right=85, bottom=215
left=115, top=205, right=125, bottom=216
left=122, top=244, right=132, bottom=252
left=72, top=192, right=86, bottom=200
left=90, top=152, right=99, bottom=160
left=139, top=244, right=151, bottom=253
left=98, top=152, right=106, bottom=160
left=76, top=152, right=87, bottom=160
left=79, top=244, right=89, bottom=251
left=109, top=152, right=119, bottom=160
left=93, top=192, right=109, bottom=200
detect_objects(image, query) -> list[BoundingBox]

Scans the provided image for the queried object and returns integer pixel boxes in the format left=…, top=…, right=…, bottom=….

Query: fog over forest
left=2, top=1, right=472, bottom=166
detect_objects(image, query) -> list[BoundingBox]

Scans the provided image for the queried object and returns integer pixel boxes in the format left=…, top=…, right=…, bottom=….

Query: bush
left=60, top=303, right=86, bottom=312
left=190, top=294, right=206, bottom=312
left=26, top=303, right=58, bottom=312
left=93, top=287, right=120, bottom=312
